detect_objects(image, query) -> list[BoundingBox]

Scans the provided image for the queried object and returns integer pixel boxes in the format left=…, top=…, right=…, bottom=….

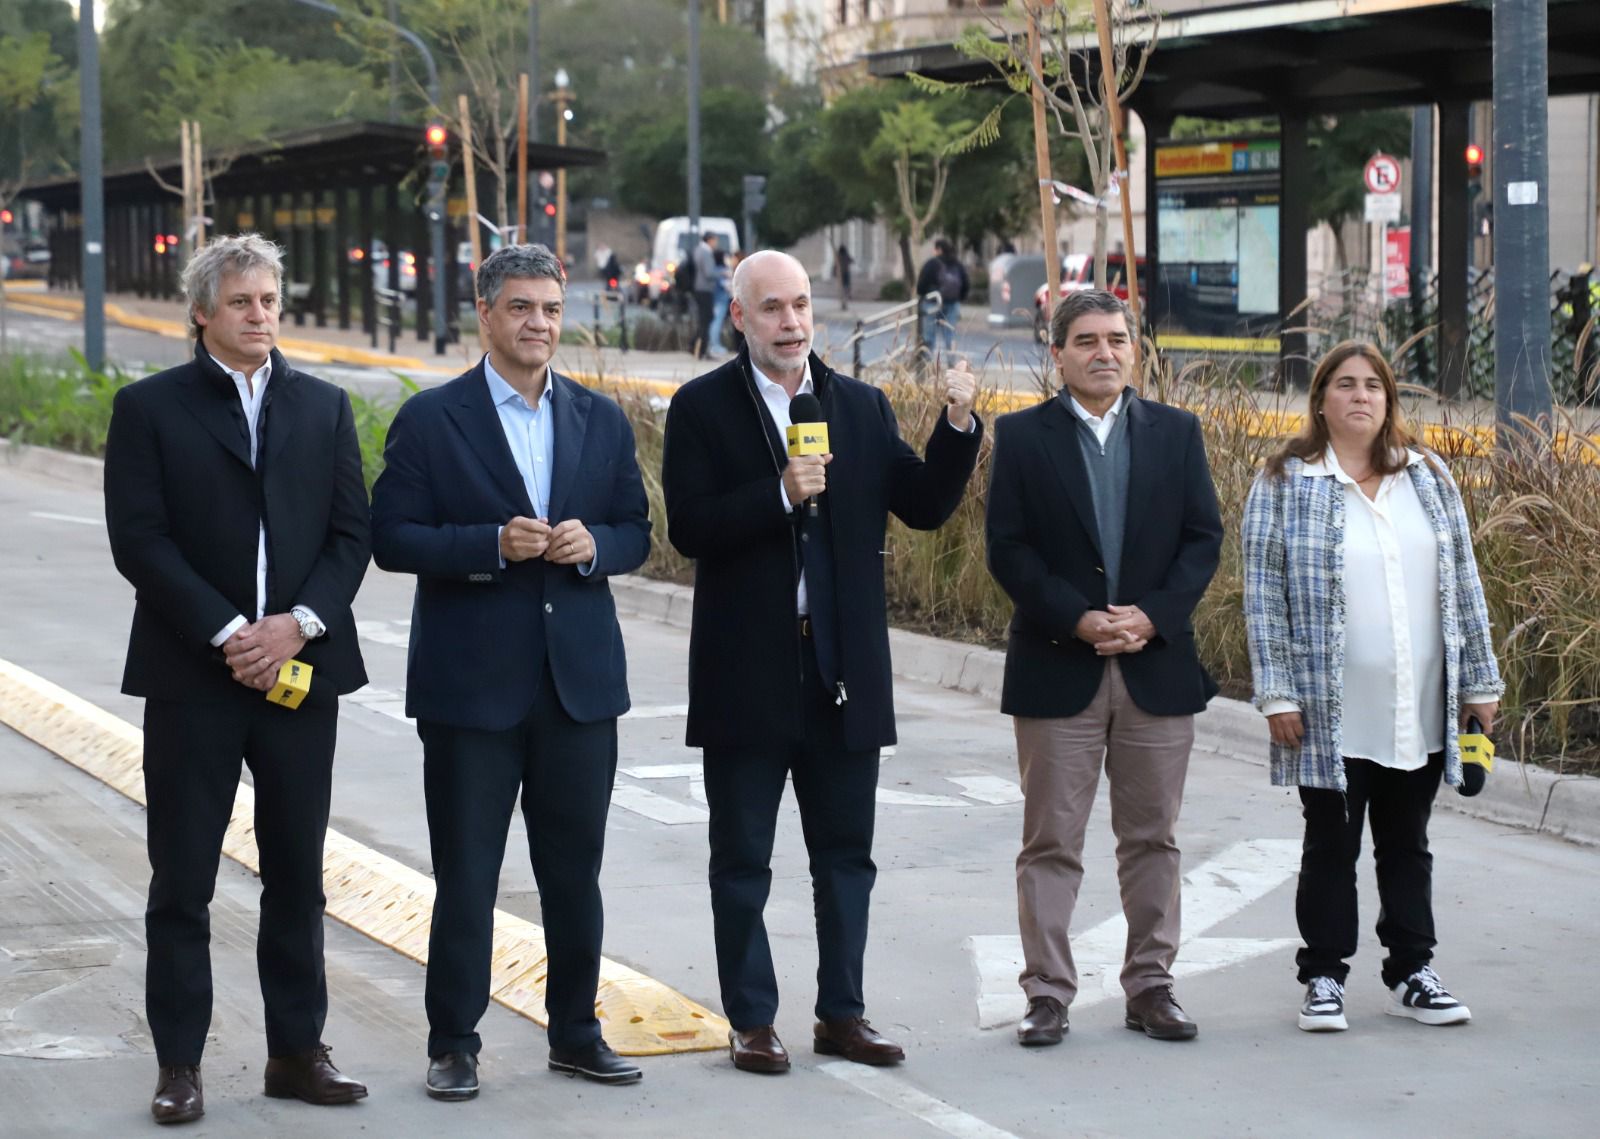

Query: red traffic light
left=426, top=124, right=448, bottom=147
left=543, top=202, right=557, bottom=217
left=1464, top=143, right=1484, bottom=166
left=0, top=208, right=12, bottom=225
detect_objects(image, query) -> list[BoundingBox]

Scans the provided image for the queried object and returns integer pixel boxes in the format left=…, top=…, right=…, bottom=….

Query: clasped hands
left=501, top=516, right=595, bottom=566
left=1075, top=604, right=1155, bottom=657
left=223, top=613, right=306, bottom=691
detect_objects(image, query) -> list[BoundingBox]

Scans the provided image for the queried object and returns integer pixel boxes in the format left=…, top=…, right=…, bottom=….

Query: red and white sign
left=1385, top=226, right=1411, bottom=301
left=1365, top=153, right=1402, bottom=195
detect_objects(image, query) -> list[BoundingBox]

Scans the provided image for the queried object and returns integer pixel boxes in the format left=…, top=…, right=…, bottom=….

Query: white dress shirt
left=750, top=359, right=816, bottom=615
left=1066, top=388, right=1130, bottom=447
left=209, top=354, right=274, bottom=647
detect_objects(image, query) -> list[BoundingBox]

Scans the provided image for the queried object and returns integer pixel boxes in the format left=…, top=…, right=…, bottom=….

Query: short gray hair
left=181, top=233, right=284, bottom=336
left=476, top=243, right=566, bottom=307
left=1049, top=289, right=1136, bottom=348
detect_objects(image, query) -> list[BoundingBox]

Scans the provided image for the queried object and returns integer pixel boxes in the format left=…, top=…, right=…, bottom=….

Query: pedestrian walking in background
left=836, top=243, right=854, bottom=310
left=916, top=238, right=968, bottom=356
left=1242, top=340, right=1503, bottom=1034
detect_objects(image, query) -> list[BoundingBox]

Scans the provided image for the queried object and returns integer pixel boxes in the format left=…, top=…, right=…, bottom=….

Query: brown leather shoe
left=1125, top=984, right=1199, bottom=1041
left=730, top=1025, right=791, bottom=1074
left=151, top=1065, right=203, bottom=1125
left=813, top=1017, right=905, bottom=1065
left=263, top=1043, right=369, bottom=1104
left=1017, top=996, right=1067, bottom=1047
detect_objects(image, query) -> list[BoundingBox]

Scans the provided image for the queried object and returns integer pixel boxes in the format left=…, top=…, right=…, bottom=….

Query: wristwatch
left=290, top=606, right=326, bottom=641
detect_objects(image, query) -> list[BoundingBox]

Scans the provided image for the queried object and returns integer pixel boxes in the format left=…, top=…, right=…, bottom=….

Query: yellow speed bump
left=0, top=657, right=729, bottom=1055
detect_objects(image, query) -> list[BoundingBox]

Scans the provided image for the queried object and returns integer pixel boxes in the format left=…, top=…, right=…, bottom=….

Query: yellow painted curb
left=0, top=657, right=729, bottom=1055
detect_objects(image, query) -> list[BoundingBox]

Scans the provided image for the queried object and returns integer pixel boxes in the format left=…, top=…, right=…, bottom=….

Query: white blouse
left=1261, top=449, right=1447, bottom=769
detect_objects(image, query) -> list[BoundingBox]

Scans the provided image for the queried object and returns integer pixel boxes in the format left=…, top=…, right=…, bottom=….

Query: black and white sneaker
left=1298, top=976, right=1348, bottom=1032
left=1387, top=966, right=1471, bottom=1025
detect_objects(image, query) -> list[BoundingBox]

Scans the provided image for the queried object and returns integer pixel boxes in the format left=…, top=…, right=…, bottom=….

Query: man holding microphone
left=662, top=250, right=982, bottom=1074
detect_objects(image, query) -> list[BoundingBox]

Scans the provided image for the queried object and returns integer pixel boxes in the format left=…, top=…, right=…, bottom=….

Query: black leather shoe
left=730, top=1026, right=791, bottom=1074
left=152, top=1065, right=204, bottom=1125
left=426, top=1051, right=480, bottom=1101
left=1017, top=996, right=1066, bottom=1047
left=813, top=1017, right=905, bottom=1065
left=263, top=1043, right=369, bottom=1104
left=548, top=1039, right=642, bottom=1085
left=1125, top=984, right=1199, bottom=1041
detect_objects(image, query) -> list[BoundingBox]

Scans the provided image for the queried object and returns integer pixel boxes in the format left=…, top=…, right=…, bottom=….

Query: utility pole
left=78, top=0, right=106, bottom=373
left=1408, top=106, right=1433, bottom=387
left=687, top=0, right=702, bottom=239
left=1492, top=0, right=1553, bottom=442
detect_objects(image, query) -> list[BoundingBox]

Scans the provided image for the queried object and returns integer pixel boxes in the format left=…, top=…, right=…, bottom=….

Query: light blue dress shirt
left=484, top=356, right=594, bottom=575
left=485, top=355, right=555, bottom=520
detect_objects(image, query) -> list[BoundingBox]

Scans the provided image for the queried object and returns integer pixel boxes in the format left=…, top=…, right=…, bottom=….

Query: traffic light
left=543, top=201, right=557, bottom=218
left=1465, top=142, right=1484, bottom=185
left=425, top=123, right=449, bottom=196
left=0, top=208, right=12, bottom=226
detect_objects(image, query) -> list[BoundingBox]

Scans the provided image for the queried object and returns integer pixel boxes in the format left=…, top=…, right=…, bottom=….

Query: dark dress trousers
left=103, top=344, right=370, bottom=1067
left=369, top=362, right=650, bottom=1058
left=662, top=348, right=981, bottom=1028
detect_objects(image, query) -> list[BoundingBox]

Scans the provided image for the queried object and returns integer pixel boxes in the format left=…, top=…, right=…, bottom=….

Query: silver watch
left=291, top=606, right=325, bottom=640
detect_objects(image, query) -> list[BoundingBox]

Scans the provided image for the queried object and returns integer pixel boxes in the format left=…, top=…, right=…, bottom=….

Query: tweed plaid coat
left=1241, top=450, right=1504, bottom=791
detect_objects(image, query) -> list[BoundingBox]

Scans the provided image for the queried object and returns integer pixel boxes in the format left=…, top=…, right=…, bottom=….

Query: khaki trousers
left=1014, top=659, right=1194, bottom=1006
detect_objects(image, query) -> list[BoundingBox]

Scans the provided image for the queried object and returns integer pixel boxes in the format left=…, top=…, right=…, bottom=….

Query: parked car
left=2, top=239, right=49, bottom=281
left=350, top=240, right=417, bottom=293
left=1032, top=253, right=1148, bottom=343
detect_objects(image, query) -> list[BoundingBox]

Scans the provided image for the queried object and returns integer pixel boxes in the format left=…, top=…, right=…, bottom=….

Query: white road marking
left=344, top=686, right=413, bottom=725
left=620, top=763, right=708, bottom=806
left=877, top=787, right=967, bottom=807
left=621, top=704, right=689, bottom=719
left=609, top=785, right=708, bottom=825
left=28, top=511, right=101, bottom=527
left=355, top=620, right=411, bottom=649
left=946, top=775, right=1024, bottom=805
left=968, top=838, right=1301, bottom=1027
left=820, top=1062, right=1022, bottom=1139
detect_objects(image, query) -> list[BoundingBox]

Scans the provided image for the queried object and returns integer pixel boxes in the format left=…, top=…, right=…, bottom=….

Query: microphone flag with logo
left=787, top=393, right=828, bottom=517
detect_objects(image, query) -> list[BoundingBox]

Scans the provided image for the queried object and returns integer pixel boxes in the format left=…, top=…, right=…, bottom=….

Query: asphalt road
left=1, top=456, right=1598, bottom=1137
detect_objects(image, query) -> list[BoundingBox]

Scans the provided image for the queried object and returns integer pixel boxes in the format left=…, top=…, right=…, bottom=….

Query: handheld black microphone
left=786, top=393, right=828, bottom=517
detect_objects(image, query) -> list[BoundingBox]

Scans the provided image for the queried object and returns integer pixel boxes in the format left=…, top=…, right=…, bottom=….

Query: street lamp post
left=288, top=0, right=448, bottom=354
left=552, top=68, right=572, bottom=264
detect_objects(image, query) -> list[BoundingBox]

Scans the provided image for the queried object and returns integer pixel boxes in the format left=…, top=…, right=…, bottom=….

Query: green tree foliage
left=613, top=86, right=768, bottom=220
left=0, top=0, right=78, bottom=191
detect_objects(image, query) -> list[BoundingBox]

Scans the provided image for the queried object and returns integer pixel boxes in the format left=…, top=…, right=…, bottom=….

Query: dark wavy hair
left=1264, top=340, right=1428, bottom=478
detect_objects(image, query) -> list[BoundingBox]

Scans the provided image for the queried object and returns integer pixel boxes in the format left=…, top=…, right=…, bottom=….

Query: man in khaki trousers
left=984, top=290, right=1222, bottom=1046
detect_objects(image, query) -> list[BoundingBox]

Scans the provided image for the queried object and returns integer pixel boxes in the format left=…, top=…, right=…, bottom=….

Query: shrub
left=878, top=279, right=910, bottom=302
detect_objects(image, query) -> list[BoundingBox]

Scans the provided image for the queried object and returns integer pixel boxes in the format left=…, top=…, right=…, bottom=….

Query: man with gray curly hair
left=104, top=232, right=373, bottom=1123
left=372, top=243, right=651, bottom=1099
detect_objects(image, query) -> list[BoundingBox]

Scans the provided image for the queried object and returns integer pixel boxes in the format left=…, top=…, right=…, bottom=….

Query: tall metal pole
left=78, top=0, right=106, bottom=373
left=288, top=0, right=447, bottom=353
left=687, top=0, right=702, bottom=236
left=1492, top=0, right=1553, bottom=440
left=387, top=0, right=401, bottom=123
left=1408, top=105, right=1434, bottom=387
left=517, top=74, right=529, bottom=242
left=528, top=1, right=541, bottom=141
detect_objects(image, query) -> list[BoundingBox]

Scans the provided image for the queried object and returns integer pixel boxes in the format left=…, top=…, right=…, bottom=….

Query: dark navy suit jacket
left=370, top=361, right=651, bottom=730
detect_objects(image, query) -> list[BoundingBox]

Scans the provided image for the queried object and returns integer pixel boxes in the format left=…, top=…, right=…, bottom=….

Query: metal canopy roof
left=867, top=0, right=1600, bottom=120
left=19, top=121, right=607, bottom=211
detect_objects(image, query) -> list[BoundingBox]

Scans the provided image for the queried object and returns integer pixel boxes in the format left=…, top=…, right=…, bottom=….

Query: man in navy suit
left=370, top=244, right=651, bottom=1100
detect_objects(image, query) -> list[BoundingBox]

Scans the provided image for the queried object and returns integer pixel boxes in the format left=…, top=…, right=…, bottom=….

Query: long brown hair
left=1264, top=340, right=1424, bottom=478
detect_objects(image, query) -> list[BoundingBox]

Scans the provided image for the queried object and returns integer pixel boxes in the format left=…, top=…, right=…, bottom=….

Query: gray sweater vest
left=1067, top=394, right=1132, bottom=604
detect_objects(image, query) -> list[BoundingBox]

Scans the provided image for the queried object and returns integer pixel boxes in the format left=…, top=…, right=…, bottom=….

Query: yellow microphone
left=266, top=659, right=313, bottom=710
left=786, top=393, right=829, bottom=517
left=1457, top=714, right=1494, bottom=797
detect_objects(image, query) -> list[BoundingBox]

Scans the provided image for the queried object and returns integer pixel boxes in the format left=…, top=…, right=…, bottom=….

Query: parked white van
left=648, top=216, right=740, bottom=303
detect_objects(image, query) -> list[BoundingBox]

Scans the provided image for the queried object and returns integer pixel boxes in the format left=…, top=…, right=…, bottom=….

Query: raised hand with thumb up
left=943, top=357, right=977, bottom=432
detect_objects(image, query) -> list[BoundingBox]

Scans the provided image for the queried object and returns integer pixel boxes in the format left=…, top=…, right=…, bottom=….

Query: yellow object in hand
left=1459, top=730, right=1495, bottom=774
left=266, top=659, right=313, bottom=709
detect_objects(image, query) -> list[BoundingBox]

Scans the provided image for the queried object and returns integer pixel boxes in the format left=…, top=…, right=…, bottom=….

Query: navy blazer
left=985, top=390, right=1223, bottom=719
left=370, top=361, right=651, bottom=730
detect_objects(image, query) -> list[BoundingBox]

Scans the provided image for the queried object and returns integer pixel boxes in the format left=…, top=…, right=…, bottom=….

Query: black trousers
left=693, top=290, right=716, bottom=358
left=1295, top=753, right=1444, bottom=989
left=702, top=639, right=880, bottom=1030
left=142, top=689, right=338, bottom=1067
left=419, top=669, right=618, bottom=1057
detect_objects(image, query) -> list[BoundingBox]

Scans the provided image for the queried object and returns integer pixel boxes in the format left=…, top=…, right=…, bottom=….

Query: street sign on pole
left=1364, top=152, right=1402, bottom=195
left=1365, top=192, right=1402, bottom=223
left=1385, top=227, right=1411, bottom=300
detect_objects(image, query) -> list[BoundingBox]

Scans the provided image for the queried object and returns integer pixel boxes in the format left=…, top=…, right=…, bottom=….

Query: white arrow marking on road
left=28, top=511, right=101, bottom=527
left=968, top=838, right=1301, bottom=1028
left=946, top=775, right=1025, bottom=805
left=621, top=763, right=708, bottom=806
left=820, top=1062, right=1021, bottom=1139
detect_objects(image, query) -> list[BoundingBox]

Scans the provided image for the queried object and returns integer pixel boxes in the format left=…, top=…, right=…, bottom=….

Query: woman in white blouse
left=1242, top=341, right=1503, bottom=1035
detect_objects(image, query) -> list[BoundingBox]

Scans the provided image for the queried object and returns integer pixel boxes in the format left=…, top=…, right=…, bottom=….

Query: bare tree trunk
left=899, top=232, right=916, bottom=285
left=1094, top=205, right=1109, bottom=288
